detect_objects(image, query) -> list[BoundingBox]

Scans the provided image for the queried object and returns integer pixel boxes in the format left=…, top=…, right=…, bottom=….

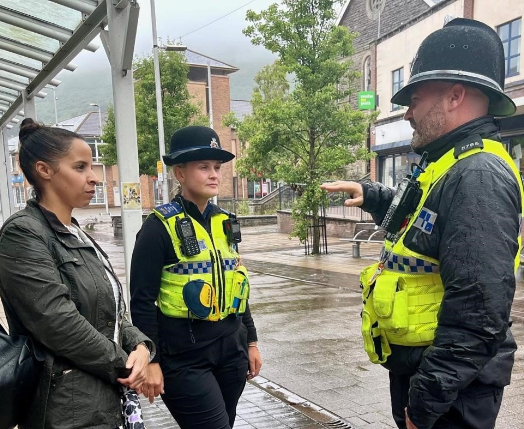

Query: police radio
left=223, top=217, right=242, bottom=244
left=381, top=153, right=428, bottom=238
left=175, top=217, right=201, bottom=256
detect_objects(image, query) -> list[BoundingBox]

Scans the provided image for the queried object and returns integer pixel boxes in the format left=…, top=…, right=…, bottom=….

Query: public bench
left=111, top=211, right=152, bottom=237
left=83, top=217, right=98, bottom=230
left=341, top=222, right=385, bottom=258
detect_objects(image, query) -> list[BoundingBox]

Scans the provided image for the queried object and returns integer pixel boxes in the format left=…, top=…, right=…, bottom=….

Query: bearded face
left=410, top=96, right=447, bottom=150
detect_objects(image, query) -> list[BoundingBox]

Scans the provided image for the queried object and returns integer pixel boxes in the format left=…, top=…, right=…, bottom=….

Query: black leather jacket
left=361, top=117, right=521, bottom=429
left=0, top=200, right=152, bottom=429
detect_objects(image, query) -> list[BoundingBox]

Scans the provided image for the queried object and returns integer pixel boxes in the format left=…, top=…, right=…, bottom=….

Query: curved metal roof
left=0, top=0, right=108, bottom=129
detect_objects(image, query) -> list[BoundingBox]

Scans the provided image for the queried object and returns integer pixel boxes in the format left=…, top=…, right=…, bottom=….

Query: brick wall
left=277, top=210, right=359, bottom=238
left=464, top=0, right=474, bottom=18
left=340, top=0, right=429, bottom=171
left=106, top=165, right=115, bottom=207
left=211, top=75, right=235, bottom=199
left=187, top=82, right=207, bottom=116
left=340, top=0, right=430, bottom=53
left=140, top=174, right=155, bottom=210
left=341, top=0, right=432, bottom=103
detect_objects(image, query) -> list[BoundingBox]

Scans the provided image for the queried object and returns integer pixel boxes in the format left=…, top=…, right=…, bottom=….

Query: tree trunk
left=312, top=212, right=320, bottom=254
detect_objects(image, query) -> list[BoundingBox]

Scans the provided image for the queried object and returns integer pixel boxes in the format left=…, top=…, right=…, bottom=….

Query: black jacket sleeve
left=242, top=302, right=258, bottom=343
left=361, top=182, right=396, bottom=225
left=407, top=155, right=521, bottom=429
left=130, top=216, right=171, bottom=363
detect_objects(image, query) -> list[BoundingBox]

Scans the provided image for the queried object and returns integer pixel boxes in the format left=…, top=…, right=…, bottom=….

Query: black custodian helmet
left=163, top=126, right=235, bottom=166
left=391, top=18, right=516, bottom=117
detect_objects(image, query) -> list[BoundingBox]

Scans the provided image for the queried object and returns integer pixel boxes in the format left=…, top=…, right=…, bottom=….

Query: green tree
left=233, top=0, right=374, bottom=253
left=101, top=50, right=206, bottom=175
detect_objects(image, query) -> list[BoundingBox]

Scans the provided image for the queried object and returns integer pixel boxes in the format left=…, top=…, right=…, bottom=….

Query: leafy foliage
left=232, top=0, right=376, bottom=252
left=100, top=51, right=206, bottom=175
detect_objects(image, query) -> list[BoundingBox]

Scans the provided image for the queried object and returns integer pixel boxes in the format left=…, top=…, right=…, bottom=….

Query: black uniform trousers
left=389, top=372, right=504, bottom=429
left=160, top=324, right=249, bottom=429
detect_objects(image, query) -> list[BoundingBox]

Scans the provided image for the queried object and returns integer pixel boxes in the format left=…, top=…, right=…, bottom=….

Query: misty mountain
left=34, top=49, right=275, bottom=126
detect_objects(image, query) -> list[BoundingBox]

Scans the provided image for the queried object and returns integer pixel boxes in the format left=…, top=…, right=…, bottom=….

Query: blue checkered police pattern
left=413, top=208, right=437, bottom=234
left=386, top=253, right=439, bottom=274
left=168, top=261, right=212, bottom=274
left=223, top=258, right=238, bottom=271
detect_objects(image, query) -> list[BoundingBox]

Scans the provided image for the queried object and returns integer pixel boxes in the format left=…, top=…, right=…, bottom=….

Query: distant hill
left=35, top=67, right=114, bottom=125
left=34, top=51, right=274, bottom=125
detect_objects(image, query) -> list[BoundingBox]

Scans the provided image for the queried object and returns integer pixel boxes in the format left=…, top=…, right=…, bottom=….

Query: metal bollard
left=352, top=243, right=361, bottom=258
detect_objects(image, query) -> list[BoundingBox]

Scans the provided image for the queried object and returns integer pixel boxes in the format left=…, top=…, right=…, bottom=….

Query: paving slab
left=2, top=210, right=523, bottom=428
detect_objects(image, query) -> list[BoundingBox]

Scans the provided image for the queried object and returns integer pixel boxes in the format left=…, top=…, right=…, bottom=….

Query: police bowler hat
left=391, top=18, right=516, bottom=117
left=163, top=126, right=235, bottom=166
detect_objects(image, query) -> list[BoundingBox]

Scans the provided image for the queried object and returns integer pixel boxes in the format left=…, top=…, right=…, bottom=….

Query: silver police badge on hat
left=210, top=138, right=219, bottom=148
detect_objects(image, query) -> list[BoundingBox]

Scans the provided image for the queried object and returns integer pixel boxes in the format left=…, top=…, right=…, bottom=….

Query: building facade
left=337, top=0, right=524, bottom=184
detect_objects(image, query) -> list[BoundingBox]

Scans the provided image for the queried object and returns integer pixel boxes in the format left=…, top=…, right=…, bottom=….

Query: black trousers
left=389, top=372, right=504, bottom=429
left=160, top=325, right=249, bottom=429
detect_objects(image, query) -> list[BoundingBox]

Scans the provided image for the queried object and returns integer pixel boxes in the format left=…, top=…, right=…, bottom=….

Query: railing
left=219, top=180, right=373, bottom=220
left=324, top=203, right=373, bottom=221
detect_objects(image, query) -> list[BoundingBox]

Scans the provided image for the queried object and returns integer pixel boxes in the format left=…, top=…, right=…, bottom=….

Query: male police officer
left=322, top=18, right=523, bottom=429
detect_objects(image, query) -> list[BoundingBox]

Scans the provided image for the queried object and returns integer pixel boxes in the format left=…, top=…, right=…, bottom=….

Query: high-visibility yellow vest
left=360, top=139, right=524, bottom=364
left=153, top=202, right=249, bottom=321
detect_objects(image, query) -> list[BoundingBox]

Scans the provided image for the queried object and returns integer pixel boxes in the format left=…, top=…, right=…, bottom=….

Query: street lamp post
left=150, top=0, right=170, bottom=205
left=89, top=103, right=110, bottom=216
left=47, top=86, right=58, bottom=125
left=150, top=0, right=187, bottom=205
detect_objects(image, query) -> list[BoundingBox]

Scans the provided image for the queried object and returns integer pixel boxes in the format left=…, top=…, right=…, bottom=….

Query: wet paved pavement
left=142, top=378, right=348, bottom=429
left=2, top=208, right=524, bottom=428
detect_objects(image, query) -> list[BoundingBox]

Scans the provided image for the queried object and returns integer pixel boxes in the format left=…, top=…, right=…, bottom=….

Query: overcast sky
left=28, top=0, right=344, bottom=127
left=68, top=0, right=279, bottom=83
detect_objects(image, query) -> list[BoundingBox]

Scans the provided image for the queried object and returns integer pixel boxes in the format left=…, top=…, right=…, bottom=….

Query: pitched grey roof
left=184, top=49, right=238, bottom=72
left=55, top=113, right=87, bottom=133
left=55, top=111, right=107, bottom=137
left=230, top=99, right=252, bottom=121
left=78, top=111, right=108, bottom=137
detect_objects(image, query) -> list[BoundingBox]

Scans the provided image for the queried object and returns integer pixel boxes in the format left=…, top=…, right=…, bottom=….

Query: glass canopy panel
left=0, top=22, right=60, bottom=52
left=1, top=0, right=82, bottom=31
left=0, top=70, right=29, bottom=83
left=0, top=50, right=42, bottom=70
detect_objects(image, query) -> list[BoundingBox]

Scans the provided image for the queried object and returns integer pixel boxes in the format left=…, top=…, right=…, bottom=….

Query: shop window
left=90, top=183, right=106, bottom=205
left=392, top=67, right=404, bottom=111
left=498, top=18, right=521, bottom=77
left=379, top=153, right=421, bottom=186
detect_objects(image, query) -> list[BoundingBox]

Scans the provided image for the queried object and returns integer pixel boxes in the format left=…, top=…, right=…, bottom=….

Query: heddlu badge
left=413, top=208, right=437, bottom=234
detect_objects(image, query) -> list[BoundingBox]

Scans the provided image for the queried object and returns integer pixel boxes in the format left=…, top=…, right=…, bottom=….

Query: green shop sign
left=358, top=91, right=376, bottom=110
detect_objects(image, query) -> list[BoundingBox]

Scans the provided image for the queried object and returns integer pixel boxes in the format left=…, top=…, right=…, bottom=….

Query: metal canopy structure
left=0, top=0, right=143, bottom=304
left=0, top=0, right=108, bottom=129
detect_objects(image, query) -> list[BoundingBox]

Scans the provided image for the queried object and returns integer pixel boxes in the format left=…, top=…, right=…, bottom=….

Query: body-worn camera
left=381, top=153, right=427, bottom=238
left=223, top=218, right=242, bottom=244
left=175, top=217, right=201, bottom=256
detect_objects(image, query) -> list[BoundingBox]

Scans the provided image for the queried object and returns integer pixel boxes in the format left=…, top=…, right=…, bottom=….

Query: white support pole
left=91, top=103, right=110, bottom=215
left=207, top=62, right=214, bottom=129
left=207, top=62, right=217, bottom=204
left=106, top=0, right=141, bottom=307
left=0, top=129, right=14, bottom=222
left=150, top=0, right=169, bottom=204
left=22, top=91, right=36, bottom=120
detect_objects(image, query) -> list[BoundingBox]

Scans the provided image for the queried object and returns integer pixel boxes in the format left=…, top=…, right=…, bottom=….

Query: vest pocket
left=373, top=275, right=408, bottom=333
left=229, top=266, right=250, bottom=315
left=361, top=309, right=391, bottom=364
left=360, top=265, right=391, bottom=364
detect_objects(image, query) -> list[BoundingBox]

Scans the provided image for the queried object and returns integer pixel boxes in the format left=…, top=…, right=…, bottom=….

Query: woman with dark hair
left=0, top=118, right=154, bottom=429
left=130, top=126, right=262, bottom=429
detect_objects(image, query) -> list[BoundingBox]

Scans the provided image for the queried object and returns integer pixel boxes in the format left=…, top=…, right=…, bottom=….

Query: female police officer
left=130, top=125, right=262, bottom=429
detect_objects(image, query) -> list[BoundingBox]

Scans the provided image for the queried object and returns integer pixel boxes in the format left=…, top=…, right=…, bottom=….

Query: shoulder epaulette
left=454, top=134, right=484, bottom=159
left=154, top=202, right=183, bottom=219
